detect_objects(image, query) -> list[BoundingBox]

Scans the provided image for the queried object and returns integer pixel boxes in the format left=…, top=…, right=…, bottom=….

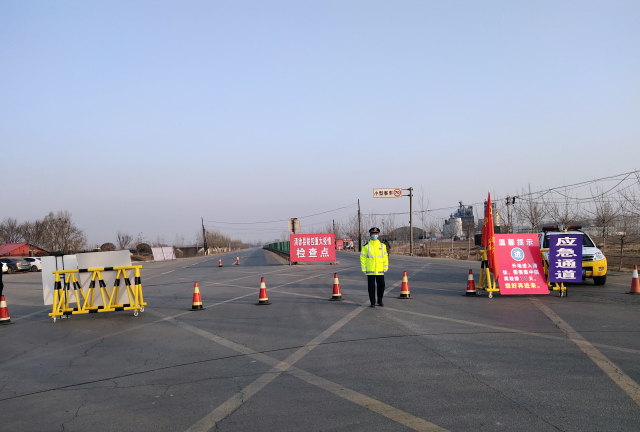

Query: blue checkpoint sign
left=548, top=233, right=583, bottom=283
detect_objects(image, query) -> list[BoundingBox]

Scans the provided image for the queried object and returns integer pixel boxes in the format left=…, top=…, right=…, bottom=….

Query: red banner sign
left=290, top=234, right=336, bottom=262
left=494, top=234, right=548, bottom=295
left=336, top=239, right=344, bottom=250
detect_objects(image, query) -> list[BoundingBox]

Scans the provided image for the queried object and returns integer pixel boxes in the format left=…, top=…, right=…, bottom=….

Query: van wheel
left=7, top=268, right=14, bottom=274
left=594, top=275, right=607, bottom=286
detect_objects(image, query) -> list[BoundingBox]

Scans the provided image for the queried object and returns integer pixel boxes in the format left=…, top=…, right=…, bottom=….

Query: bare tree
left=344, top=211, right=363, bottom=245
left=41, top=211, right=87, bottom=253
left=152, top=236, right=167, bottom=247
left=116, top=231, right=134, bottom=250
left=381, top=215, right=397, bottom=240
left=612, top=210, right=639, bottom=271
left=620, top=170, right=640, bottom=217
left=172, top=233, right=185, bottom=248
left=588, top=185, right=621, bottom=253
left=545, top=189, right=580, bottom=228
left=20, top=219, right=48, bottom=249
left=463, top=220, right=476, bottom=258
left=516, top=184, right=547, bottom=233
left=425, top=220, right=438, bottom=256
left=0, top=217, right=23, bottom=243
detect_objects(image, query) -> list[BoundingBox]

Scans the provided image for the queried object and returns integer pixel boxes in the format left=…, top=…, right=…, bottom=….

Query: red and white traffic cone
left=465, top=269, right=477, bottom=296
left=218, top=259, right=222, bottom=267
left=236, top=256, right=240, bottom=265
left=256, top=278, right=271, bottom=305
left=629, top=265, right=640, bottom=294
left=329, top=273, right=343, bottom=301
left=190, top=283, right=205, bottom=311
left=398, top=272, right=412, bottom=299
left=0, top=296, right=13, bottom=325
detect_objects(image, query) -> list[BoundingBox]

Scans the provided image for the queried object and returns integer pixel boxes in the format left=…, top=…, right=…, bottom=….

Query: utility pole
left=505, top=196, right=516, bottom=233
left=332, top=219, right=336, bottom=238
left=357, top=199, right=362, bottom=252
left=409, top=187, right=414, bottom=256
left=201, top=218, right=208, bottom=255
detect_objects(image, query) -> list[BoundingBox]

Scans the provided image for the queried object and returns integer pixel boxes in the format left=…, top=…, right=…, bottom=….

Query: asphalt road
left=1, top=249, right=640, bottom=432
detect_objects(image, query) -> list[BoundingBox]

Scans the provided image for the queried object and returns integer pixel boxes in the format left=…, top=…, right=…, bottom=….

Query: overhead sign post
left=494, top=234, right=549, bottom=295
left=373, top=188, right=403, bottom=198
left=288, top=218, right=300, bottom=234
left=373, top=187, right=414, bottom=256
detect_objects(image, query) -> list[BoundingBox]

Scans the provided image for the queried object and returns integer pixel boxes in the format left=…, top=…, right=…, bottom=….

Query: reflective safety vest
left=360, top=240, right=389, bottom=275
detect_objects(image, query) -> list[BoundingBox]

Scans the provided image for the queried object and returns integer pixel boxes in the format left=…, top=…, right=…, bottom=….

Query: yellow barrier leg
left=49, top=273, right=65, bottom=321
left=136, top=267, right=145, bottom=311
left=72, top=273, right=89, bottom=314
left=122, top=269, right=135, bottom=309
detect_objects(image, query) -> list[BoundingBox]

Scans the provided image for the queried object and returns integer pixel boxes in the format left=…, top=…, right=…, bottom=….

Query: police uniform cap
left=369, top=227, right=380, bottom=234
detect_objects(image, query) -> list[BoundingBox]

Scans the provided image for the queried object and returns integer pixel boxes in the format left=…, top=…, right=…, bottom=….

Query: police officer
left=360, top=227, right=389, bottom=307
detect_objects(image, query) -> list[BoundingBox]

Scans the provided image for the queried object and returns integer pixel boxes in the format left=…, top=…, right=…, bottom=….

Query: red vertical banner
left=290, top=234, right=336, bottom=262
left=336, top=239, right=344, bottom=250
left=481, top=193, right=498, bottom=277
left=494, top=234, right=548, bottom=295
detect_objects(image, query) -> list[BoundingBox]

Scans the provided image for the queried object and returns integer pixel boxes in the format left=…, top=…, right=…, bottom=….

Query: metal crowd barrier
left=263, top=241, right=290, bottom=258
left=49, top=265, right=146, bottom=322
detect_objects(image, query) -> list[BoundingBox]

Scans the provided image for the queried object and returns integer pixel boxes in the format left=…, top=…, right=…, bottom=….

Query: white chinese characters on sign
left=290, top=234, right=336, bottom=262
left=549, top=233, right=583, bottom=283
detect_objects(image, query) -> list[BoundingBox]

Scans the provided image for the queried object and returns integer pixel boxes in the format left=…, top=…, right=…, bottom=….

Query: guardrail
left=263, top=241, right=290, bottom=259
left=49, top=265, right=146, bottom=322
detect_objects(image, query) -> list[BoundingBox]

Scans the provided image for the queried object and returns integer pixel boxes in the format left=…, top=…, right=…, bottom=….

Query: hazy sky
left=1, top=1, right=639, bottom=244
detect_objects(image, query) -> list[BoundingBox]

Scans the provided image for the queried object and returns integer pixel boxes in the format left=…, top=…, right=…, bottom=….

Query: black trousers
left=367, top=275, right=385, bottom=305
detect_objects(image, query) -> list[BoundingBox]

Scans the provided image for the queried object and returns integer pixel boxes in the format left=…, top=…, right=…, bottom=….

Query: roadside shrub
left=136, top=243, right=151, bottom=254
left=100, top=242, right=117, bottom=251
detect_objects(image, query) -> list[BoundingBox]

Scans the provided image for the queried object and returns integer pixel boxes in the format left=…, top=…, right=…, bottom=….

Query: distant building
left=443, top=202, right=475, bottom=239
left=382, top=227, right=426, bottom=242
left=0, top=243, right=48, bottom=257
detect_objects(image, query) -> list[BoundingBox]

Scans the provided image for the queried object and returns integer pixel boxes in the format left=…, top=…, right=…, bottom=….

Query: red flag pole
left=481, top=193, right=500, bottom=297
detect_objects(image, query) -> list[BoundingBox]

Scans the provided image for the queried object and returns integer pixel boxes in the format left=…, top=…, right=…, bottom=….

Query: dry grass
left=390, top=240, right=482, bottom=261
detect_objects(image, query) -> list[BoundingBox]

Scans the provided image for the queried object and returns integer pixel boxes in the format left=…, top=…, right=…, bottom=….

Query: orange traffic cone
left=465, top=269, right=477, bottom=296
left=329, top=273, right=343, bottom=301
left=190, top=283, right=205, bottom=311
left=236, top=256, right=240, bottom=265
left=256, top=277, right=271, bottom=305
left=218, top=259, right=222, bottom=267
left=398, top=272, right=412, bottom=299
left=0, top=295, right=13, bottom=325
left=629, top=265, right=640, bottom=294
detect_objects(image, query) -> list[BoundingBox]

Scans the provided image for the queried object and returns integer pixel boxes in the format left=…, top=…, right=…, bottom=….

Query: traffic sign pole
left=408, top=187, right=413, bottom=256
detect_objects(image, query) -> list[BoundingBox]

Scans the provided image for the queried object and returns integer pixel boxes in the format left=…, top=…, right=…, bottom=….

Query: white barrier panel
left=151, top=247, right=175, bottom=261
left=42, top=255, right=77, bottom=306
left=76, top=251, right=132, bottom=307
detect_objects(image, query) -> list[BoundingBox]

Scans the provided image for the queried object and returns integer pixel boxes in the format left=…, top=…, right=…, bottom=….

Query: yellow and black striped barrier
left=477, top=249, right=500, bottom=298
left=49, top=266, right=146, bottom=322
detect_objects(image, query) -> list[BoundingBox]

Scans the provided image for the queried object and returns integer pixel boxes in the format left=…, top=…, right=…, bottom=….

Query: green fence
left=263, top=241, right=290, bottom=257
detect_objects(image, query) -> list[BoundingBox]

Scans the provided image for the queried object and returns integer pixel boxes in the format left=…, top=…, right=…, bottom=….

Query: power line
left=204, top=203, right=356, bottom=225
left=368, top=170, right=640, bottom=217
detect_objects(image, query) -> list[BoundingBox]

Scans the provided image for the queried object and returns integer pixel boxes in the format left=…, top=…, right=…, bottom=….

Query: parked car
left=538, top=225, right=607, bottom=285
left=23, top=257, right=42, bottom=272
left=1, top=262, right=7, bottom=273
left=0, top=258, right=31, bottom=274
